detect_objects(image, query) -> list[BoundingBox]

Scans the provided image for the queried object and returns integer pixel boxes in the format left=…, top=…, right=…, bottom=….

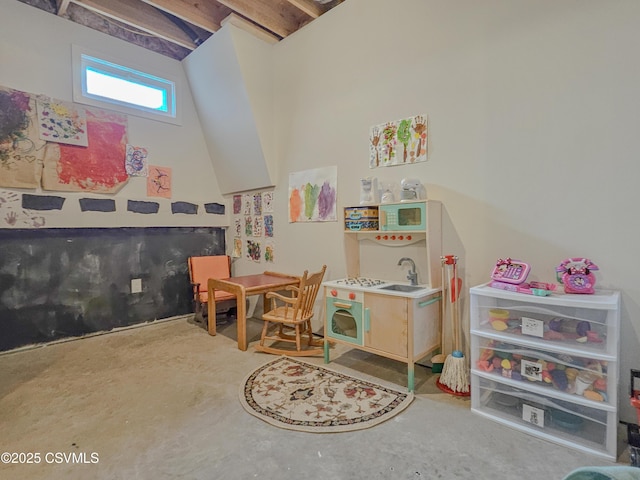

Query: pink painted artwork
left=42, top=108, right=128, bottom=193
left=147, top=165, right=172, bottom=198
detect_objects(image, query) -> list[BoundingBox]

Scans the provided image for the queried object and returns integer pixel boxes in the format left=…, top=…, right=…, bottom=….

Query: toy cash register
left=491, top=258, right=530, bottom=284
left=489, top=258, right=556, bottom=296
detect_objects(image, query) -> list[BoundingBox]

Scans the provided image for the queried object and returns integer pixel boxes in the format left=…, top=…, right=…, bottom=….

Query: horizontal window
left=72, top=45, right=180, bottom=125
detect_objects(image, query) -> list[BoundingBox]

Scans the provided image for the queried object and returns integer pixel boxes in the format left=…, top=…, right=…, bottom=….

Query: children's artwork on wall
left=36, top=98, right=88, bottom=146
left=234, top=218, right=242, bottom=237
left=125, top=144, right=149, bottom=176
left=233, top=195, right=242, bottom=214
left=288, top=166, right=337, bottom=223
left=0, top=189, right=45, bottom=227
left=264, top=242, right=274, bottom=263
left=264, top=214, right=274, bottom=237
left=232, top=237, right=242, bottom=258
left=253, top=193, right=262, bottom=216
left=0, top=87, right=46, bottom=189
left=369, top=114, right=428, bottom=168
left=242, top=194, right=252, bottom=215
left=42, top=108, right=129, bottom=193
left=247, top=239, right=261, bottom=262
left=253, top=215, right=263, bottom=237
left=262, top=192, right=273, bottom=213
left=147, top=165, right=172, bottom=198
left=244, top=216, right=253, bottom=236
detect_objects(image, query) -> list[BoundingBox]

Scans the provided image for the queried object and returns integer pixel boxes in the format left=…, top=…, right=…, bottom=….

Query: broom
left=437, top=255, right=470, bottom=395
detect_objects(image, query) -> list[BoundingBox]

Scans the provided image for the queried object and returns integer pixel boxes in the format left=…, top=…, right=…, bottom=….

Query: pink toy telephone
left=556, top=258, right=599, bottom=294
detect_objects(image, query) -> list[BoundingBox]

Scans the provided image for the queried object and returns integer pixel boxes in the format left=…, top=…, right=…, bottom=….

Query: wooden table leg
left=207, top=279, right=217, bottom=336
left=236, top=286, right=247, bottom=351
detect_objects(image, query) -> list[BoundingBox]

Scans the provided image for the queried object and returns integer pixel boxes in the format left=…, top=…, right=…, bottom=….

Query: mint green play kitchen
left=323, top=200, right=443, bottom=392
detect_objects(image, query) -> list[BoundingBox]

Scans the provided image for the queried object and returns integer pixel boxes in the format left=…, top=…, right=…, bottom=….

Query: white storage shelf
left=470, top=284, right=620, bottom=460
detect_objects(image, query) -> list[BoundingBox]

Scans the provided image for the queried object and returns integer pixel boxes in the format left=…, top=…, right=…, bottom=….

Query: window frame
left=72, top=45, right=181, bottom=125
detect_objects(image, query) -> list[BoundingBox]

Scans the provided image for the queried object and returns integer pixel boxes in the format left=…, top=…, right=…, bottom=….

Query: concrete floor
left=0, top=315, right=629, bottom=480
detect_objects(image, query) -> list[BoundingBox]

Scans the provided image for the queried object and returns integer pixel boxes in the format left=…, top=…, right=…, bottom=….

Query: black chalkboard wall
left=0, top=227, right=225, bottom=352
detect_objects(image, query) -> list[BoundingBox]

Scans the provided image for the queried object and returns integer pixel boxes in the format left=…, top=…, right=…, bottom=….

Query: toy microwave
left=379, top=202, right=426, bottom=231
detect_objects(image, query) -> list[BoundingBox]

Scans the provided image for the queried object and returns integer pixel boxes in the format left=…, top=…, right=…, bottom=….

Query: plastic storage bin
left=470, top=284, right=620, bottom=460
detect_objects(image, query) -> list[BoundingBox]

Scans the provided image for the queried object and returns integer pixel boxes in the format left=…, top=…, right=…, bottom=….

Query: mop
left=437, top=255, right=470, bottom=395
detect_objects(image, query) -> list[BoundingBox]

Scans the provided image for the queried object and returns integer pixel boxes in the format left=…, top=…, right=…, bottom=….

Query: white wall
left=262, top=0, right=640, bottom=422
left=0, top=0, right=226, bottom=227
left=3, top=0, right=639, bottom=424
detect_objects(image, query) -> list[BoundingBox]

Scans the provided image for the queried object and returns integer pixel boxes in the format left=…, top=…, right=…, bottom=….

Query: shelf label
left=522, top=403, right=545, bottom=428
left=521, top=316, right=544, bottom=338
left=521, top=359, right=543, bottom=381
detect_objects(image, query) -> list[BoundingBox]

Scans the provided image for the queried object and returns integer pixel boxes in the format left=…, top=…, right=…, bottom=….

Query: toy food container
left=344, top=206, right=379, bottom=231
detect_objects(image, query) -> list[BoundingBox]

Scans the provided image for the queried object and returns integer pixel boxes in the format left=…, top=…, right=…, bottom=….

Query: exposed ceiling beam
left=140, top=0, right=230, bottom=33
left=73, top=0, right=199, bottom=50
left=221, top=13, right=279, bottom=44
left=215, top=0, right=305, bottom=38
left=56, top=0, right=72, bottom=16
left=285, top=0, right=326, bottom=19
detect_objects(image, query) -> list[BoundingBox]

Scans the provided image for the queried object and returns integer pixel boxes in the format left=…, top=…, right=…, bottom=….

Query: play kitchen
left=323, top=195, right=445, bottom=391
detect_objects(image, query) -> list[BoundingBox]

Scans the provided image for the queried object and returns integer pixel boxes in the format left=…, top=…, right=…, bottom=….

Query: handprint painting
left=288, top=166, right=336, bottom=223
left=369, top=114, right=428, bottom=168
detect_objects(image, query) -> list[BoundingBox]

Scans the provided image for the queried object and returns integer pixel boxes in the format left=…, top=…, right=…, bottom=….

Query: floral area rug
left=239, top=356, right=414, bottom=433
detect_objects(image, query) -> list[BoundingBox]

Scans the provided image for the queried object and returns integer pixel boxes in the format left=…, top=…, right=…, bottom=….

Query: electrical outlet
left=131, top=278, right=142, bottom=294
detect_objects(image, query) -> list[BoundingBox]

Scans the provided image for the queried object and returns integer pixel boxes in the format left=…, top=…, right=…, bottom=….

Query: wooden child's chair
left=188, top=255, right=237, bottom=329
left=255, top=265, right=326, bottom=356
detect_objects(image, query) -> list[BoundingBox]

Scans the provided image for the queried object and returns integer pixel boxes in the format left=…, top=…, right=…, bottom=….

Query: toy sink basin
left=379, top=284, right=423, bottom=293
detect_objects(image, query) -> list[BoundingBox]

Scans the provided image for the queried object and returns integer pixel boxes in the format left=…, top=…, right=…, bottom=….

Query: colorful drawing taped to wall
left=125, top=144, right=149, bottom=176
left=253, top=215, right=263, bottom=237
left=253, top=193, right=262, bottom=216
left=233, top=195, right=242, bottom=214
left=232, top=237, right=242, bottom=258
left=36, top=98, right=88, bottom=146
left=147, top=165, right=172, bottom=198
left=242, top=194, right=252, bottom=215
left=247, top=239, right=261, bottom=262
left=264, top=214, right=274, bottom=237
left=262, top=191, right=274, bottom=213
left=245, top=216, right=253, bottom=236
left=288, top=166, right=337, bottom=223
left=0, top=86, right=46, bottom=189
left=264, top=242, right=274, bottom=263
left=41, top=108, right=128, bottom=193
left=234, top=218, right=242, bottom=237
left=369, top=114, right=428, bottom=168
left=0, top=189, right=45, bottom=228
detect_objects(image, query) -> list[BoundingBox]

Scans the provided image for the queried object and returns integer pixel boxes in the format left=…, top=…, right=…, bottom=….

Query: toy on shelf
left=489, top=258, right=556, bottom=296
left=556, top=258, right=599, bottom=294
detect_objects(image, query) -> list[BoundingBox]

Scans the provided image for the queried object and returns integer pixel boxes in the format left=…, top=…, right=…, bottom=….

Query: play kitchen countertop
left=323, top=278, right=439, bottom=298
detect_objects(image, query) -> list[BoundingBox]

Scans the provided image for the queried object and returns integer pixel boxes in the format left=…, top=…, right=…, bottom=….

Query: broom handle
left=452, top=258, right=460, bottom=352
left=441, top=258, right=448, bottom=352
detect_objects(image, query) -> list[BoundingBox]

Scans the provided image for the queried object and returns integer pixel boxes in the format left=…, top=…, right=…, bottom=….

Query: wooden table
left=207, top=271, right=300, bottom=351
